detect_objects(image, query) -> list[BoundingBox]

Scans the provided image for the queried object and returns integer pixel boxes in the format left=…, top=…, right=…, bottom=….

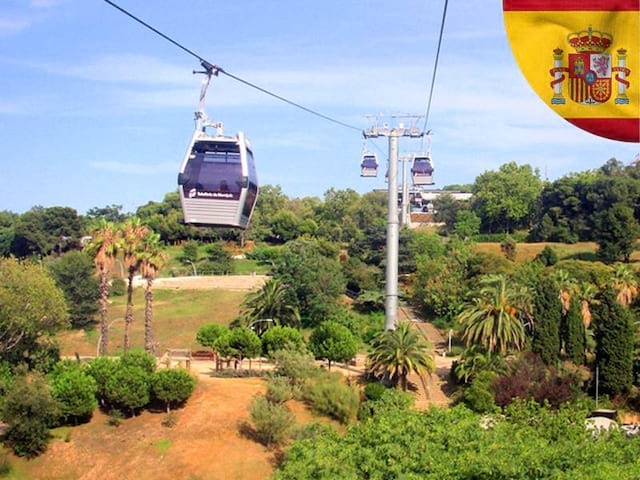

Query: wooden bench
left=192, top=350, right=215, bottom=361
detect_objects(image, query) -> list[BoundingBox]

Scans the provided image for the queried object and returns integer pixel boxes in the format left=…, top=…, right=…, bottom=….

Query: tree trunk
left=123, top=268, right=135, bottom=353
left=99, top=269, right=109, bottom=356
left=328, top=360, right=332, bottom=371
left=144, top=278, right=154, bottom=353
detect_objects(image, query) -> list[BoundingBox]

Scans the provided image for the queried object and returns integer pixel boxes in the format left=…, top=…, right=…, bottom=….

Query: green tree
left=595, top=203, right=640, bottom=263
left=50, top=366, right=98, bottom=422
left=138, top=231, right=166, bottom=353
left=593, top=288, right=634, bottom=395
left=434, top=193, right=468, bottom=234
left=0, top=210, right=18, bottom=257
left=562, top=299, right=585, bottom=364
left=458, top=275, right=530, bottom=353
left=11, top=206, right=83, bottom=257
left=273, top=239, right=346, bottom=325
left=151, top=369, right=196, bottom=412
left=85, top=221, right=120, bottom=355
left=200, top=242, right=234, bottom=274
left=196, top=324, right=229, bottom=352
left=119, top=218, right=149, bottom=353
left=309, top=322, right=358, bottom=370
left=120, top=350, right=157, bottom=375
left=86, top=357, right=118, bottom=404
left=180, top=240, right=200, bottom=266
left=531, top=277, right=561, bottom=365
left=86, top=204, right=127, bottom=223
left=216, top=328, right=262, bottom=369
left=0, top=258, right=68, bottom=364
left=261, top=326, right=306, bottom=358
left=49, top=251, right=99, bottom=328
left=368, top=322, right=435, bottom=391
left=0, top=371, right=60, bottom=457
left=472, top=162, right=543, bottom=233
left=454, top=210, right=480, bottom=239
left=240, top=279, right=301, bottom=333
left=500, top=236, right=517, bottom=261
left=104, top=365, right=150, bottom=415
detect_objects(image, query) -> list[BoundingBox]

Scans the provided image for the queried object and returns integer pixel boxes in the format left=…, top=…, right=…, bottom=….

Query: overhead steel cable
left=102, top=0, right=362, bottom=132
left=421, top=0, right=449, bottom=136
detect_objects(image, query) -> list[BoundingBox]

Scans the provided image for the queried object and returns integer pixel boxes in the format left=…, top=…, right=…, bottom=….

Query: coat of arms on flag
left=503, top=1, right=639, bottom=143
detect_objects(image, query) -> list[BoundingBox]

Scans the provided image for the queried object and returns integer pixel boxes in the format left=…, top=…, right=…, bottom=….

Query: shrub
left=363, top=382, right=387, bottom=402
left=180, top=240, right=200, bottom=265
left=500, top=236, right=517, bottom=262
left=86, top=356, right=118, bottom=402
left=51, top=367, right=98, bottom=422
left=0, top=371, right=59, bottom=457
left=358, top=388, right=414, bottom=421
left=107, top=409, right=124, bottom=427
left=266, top=378, right=294, bottom=404
left=462, top=371, right=497, bottom=413
left=104, top=366, right=150, bottom=414
left=0, top=362, right=13, bottom=396
left=121, top=350, right=157, bottom=375
left=249, top=395, right=295, bottom=447
left=272, top=349, right=317, bottom=386
left=304, top=381, right=359, bottom=424
left=536, top=246, right=558, bottom=266
left=109, top=278, right=126, bottom=297
left=151, top=369, right=196, bottom=412
left=261, top=326, right=306, bottom=358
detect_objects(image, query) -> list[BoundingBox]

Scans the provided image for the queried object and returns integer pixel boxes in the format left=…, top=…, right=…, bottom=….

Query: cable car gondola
left=360, top=152, right=378, bottom=177
left=411, top=152, right=434, bottom=186
left=178, top=65, right=258, bottom=229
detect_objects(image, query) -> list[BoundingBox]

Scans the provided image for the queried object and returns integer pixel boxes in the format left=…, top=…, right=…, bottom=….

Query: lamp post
left=186, top=260, right=197, bottom=276
left=247, top=318, right=274, bottom=331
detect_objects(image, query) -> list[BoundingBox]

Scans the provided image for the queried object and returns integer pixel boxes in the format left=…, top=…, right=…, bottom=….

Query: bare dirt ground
left=133, top=275, right=268, bottom=291
left=10, top=374, right=328, bottom=480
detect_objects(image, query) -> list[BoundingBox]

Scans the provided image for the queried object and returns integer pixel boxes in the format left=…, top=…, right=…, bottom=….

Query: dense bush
left=50, top=366, right=98, bottom=422
left=249, top=395, right=295, bottom=447
left=151, top=369, right=196, bottom=412
left=492, top=353, right=579, bottom=408
left=535, top=246, right=558, bottom=266
left=0, top=371, right=60, bottom=457
left=532, top=277, right=562, bottom=365
left=109, top=278, right=126, bottom=297
left=359, top=388, right=415, bottom=421
left=104, top=366, right=150, bottom=414
left=274, top=402, right=640, bottom=479
left=0, top=362, right=13, bottom=396
left=261, top=326, right=306, bottom=358
left=266, top=377, right=295, bottom=404
left=196, top=324, right=229, bottom=351
left=86, top=356, right=118, bottom=402
left=272, top=349, right=317, bottom=386
left=120, top=350, right=157, bottom=375
left=363, top=382, right=387, bottom=402
left=462, top=371, right=497, bottom=413
left=303, top=380, right=359, bottom=424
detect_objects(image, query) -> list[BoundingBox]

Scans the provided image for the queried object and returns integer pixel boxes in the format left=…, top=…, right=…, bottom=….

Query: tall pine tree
left=532, top=277, right=561, bottom=365
left=562, top=299, right=585, bottom=365
left=593, top=288, right=634, bottom=396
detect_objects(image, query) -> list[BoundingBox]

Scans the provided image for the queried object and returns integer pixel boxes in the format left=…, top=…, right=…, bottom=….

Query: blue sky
left=1, top=0, right=638, bottom=214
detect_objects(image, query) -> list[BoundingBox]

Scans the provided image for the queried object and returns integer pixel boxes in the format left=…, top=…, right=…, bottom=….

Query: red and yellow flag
left=503, top=0, right=639, bottom=142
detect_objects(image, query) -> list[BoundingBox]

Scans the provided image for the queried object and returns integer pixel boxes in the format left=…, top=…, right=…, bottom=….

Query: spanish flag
left=503, top=1, right=639, bottom=143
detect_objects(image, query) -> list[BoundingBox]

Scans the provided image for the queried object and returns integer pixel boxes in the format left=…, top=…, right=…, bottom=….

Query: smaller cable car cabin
left=360, top=153, right=378, bottom=177
left=411, top=153, right=435, bottom=186
left=178, top=128, right=258, bottom=229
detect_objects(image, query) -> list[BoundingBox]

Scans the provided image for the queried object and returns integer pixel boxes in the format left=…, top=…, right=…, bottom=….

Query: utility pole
left=364, top=116, right=422, bottom=330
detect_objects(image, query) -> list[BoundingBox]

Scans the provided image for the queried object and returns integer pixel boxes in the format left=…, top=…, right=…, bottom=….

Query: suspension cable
left=421, top=0, right=449, bottom=139
left=102, top=0, right=362, bottom=131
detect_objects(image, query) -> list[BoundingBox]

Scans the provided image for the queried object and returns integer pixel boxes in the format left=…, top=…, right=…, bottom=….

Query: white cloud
left=89, top=161, right=177, bottom=175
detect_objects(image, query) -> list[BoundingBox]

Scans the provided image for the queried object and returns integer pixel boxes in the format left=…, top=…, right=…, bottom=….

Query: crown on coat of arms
left=567, top=26, right=613, bottom=53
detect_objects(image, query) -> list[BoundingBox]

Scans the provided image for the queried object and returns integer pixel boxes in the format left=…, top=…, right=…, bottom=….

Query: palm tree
left=120, top=218, right=149, bottom=352
left=574, top=281, right=598, bottom=328
left=367, top=322, right=435, bottom=391
left=550, top=269, right=577, bottom=314
left=85, top=220, right=119, bottom=356
left=239, top=279, right=300, bottom=335
left=612, top=263, right=638, bottom=307
left=458, top=274, right=530, bottom=354
left=139, top=231, right=166, bottom=354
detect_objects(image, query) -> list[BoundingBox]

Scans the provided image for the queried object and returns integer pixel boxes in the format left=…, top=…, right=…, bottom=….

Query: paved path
left=399, top=307, right=456, bottom=409
left=132, top=274, right=269, bottom=291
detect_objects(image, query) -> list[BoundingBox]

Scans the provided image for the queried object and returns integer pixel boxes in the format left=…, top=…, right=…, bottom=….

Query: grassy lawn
left=160, top=244, right=270, bottom=277
left=473, top=241, right=599, bottom=264
left=57, top=288, right=247, bottom=356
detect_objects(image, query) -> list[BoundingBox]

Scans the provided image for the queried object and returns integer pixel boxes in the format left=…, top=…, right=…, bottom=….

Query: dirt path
left=133, top=274, right=269, bottom=291
left=399, top=307, right=456, bottom=409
